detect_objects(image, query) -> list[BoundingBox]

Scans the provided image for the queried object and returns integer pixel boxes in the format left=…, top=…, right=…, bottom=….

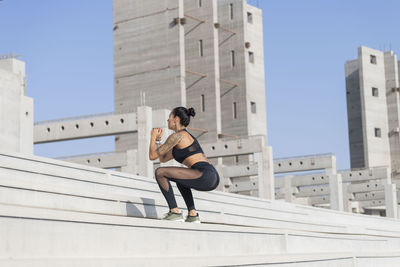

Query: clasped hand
left=151, top=128, right=163, bottom=141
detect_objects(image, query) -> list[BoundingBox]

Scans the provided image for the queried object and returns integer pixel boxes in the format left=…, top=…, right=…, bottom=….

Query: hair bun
left=187, top=107, right=196, bottom=117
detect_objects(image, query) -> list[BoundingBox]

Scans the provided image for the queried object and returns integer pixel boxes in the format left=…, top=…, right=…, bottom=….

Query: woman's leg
left=176, top=183, right=195, bottom=212
left=154, top=167, right=203, bottom=213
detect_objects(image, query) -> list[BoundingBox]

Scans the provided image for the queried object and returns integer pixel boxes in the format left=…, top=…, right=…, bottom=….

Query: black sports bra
left=172, top=129, right=204, bottom=163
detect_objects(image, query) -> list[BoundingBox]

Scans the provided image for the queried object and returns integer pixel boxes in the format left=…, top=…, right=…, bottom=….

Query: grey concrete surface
left=0, top=58, right=33, bottom=154
left=113, top=0, right=268, bottom=169
left=345, top=46, right=400, bottom=174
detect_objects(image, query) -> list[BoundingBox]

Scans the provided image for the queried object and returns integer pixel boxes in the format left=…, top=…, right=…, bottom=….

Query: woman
left=149, top=107, right=220, bottom=223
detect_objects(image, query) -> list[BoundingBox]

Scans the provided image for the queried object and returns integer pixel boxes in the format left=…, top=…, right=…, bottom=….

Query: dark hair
left=172, top=107, right=196, bottom=127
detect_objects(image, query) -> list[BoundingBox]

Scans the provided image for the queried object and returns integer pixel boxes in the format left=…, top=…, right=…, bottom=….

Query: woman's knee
left=155, top=167, right=164, bottom=179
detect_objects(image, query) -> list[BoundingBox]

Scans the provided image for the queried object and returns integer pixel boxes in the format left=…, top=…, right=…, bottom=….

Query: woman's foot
left=162, top=211, right=184, bottom=222
left=185, top=213, right=201, bottom=224
left=188, top=209, right=197, bottom=216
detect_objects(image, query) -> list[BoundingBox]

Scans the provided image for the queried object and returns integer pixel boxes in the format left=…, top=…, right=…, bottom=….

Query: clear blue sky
left=1, top=0, right=399, bottom=170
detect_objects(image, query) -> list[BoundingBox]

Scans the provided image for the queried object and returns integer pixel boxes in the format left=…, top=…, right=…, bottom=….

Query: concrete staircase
left=1, top=152, right=400, bottom=266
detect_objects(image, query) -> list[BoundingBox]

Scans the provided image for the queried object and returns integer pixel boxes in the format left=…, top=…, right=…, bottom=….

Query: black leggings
left=154, top=161, right=220, bottom=211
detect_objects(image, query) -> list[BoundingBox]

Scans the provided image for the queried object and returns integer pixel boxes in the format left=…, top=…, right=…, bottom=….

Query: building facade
left=113, top=0, right=268, bottom=165
left=345, top=46, right=400, bottom=175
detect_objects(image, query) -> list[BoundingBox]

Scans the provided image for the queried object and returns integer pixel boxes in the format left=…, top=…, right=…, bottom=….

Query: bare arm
left=149, top=132, right=183, bottom=161
left=159, top=149, right=174, bottom=163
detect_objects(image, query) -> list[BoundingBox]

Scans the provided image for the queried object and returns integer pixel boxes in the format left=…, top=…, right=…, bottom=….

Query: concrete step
left=0, top=171, right=354, bottom=234
left=2, top=178, right=396, bottom=243
left=0, top=202, right=397, bottom=256
left=2, top=252, right=400, bottom=267
left=2, top=151, right=400, bottom=236
left=2, top=152, right=400, bottom=265
left=0, top=203, right=284, bottom=258
left=1, top=177, right=399, bottom=250
left=3, top=166, right=400, bottom=239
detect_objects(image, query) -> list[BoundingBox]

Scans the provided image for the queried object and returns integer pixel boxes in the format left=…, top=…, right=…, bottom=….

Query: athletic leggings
left=154, top=161, right=220, bottom=211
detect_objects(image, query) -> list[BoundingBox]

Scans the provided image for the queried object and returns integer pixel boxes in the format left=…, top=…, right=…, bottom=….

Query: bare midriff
left=182, top=153, right=210, bottom=168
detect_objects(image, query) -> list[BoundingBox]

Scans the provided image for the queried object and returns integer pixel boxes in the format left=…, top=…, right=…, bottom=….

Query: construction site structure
left=345, top=46, right=400, bottom=177
left=113, top=0, right=267, bottom=168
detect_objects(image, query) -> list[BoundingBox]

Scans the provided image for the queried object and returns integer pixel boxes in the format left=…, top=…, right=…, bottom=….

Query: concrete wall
left=0, top=58, right=33, bottom=154
left=218, top=0, right=247, bottom=140
left=346, top=47, right=394, bottom=170
left=217, top=0, right=267, bottom=137
left=113, top=0, right=186, bottom=152
left=358, top=46, right=391, bottom=169
left=113, top=0, right=269, bottom=168
left=346, top=46, right=400, bottom=176
left=345, top=59, right=365, bottom=168
left=384, top=52, right=400, bottom=175
left=243, top=3, right=267, bottom=139
left=184, top=0, right=221, bottom=144
left=217, top=0, right=267, bottom=169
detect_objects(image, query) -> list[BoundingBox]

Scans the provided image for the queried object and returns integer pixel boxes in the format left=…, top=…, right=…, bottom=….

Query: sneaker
left=162, top=211, right=184, bottom=222
left=185, top=213, right=201, bottom=224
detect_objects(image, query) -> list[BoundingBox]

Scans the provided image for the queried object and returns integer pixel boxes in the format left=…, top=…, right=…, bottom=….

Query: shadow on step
left=126, top=198, right=158, bottom=218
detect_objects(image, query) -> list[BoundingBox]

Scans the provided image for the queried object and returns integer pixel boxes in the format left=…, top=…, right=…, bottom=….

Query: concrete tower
left=113, top=0, right=268, bottom=164
left=345, top=46, right=400, bottom=175
left=0, top=56, right=33, bottom=154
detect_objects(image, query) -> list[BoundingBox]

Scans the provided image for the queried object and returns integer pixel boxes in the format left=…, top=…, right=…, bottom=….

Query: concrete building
left=30, top=0, right=273, bottom=198
left=113, top=0, right=268, bottom=165
left=0, top=55, right=33, bottom=154
left=345, top=46, right=400, bottom=175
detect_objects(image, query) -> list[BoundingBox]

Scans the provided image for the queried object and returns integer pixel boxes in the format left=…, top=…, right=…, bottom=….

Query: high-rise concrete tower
left=345, top=46, right=400, bottom=175
left=113, top=0, right=268, bottom=164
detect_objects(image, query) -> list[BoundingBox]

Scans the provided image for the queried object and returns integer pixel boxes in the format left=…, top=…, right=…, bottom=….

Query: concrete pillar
left=284, top=175, right=294, bottom=203
left=121, top=149, right=138, bottom=175
left=178, top=0, right=186, bottom=107
left=385, top=167, right=392, bottom=184
left=215, top=164, right=230, bottom=192
left=384, top=183, right=398, bottom=219
left=255, top=146, right=274, bottom=199
left=19, top=96, right=33, bottom=154
left=0, top=58, right=33, bottom=154
left=152, top=109, right=170, bottom=136
left=325, top=155, right=337, bottom=175
left=326, top=156, right=343, bottom=211
left=211, top=0, right=221, bottom=138
left=329, top=174, right=344, bottom=211
left=137, top=106, right=153, bottom=178
left=342, top=184, right=352, bottom=212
